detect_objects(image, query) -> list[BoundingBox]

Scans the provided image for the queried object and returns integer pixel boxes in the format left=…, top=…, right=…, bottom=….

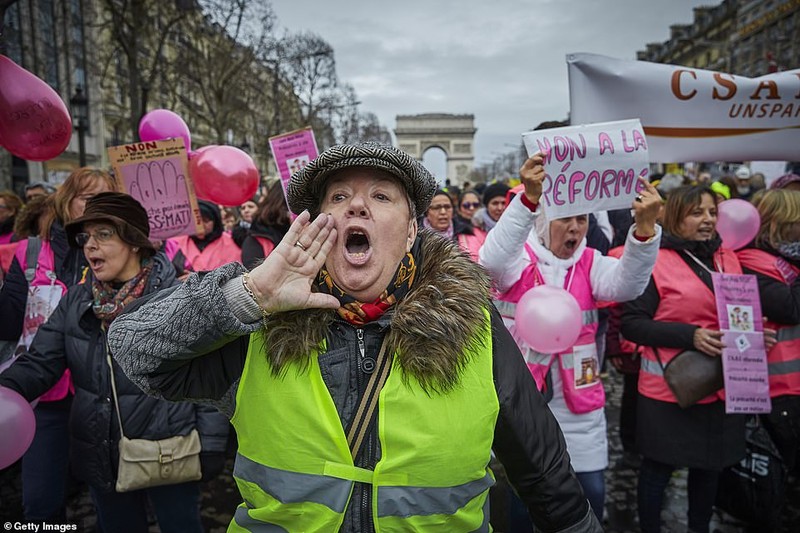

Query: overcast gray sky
left=271, top=0, right=710, bottom=179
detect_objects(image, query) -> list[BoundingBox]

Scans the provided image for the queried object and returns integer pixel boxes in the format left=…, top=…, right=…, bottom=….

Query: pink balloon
left=190, top=145, right=260, bottom=206
left=0, top=55, right=72, bottom=161
left=189, top=144, right=218, bottom=160
left=716, top=199, right=761, bottom=251
left=138, top=109, right=191, bottom=152
left=514, top=285, right=582, bottom=353
left=0, top=386, right=36, bottom=469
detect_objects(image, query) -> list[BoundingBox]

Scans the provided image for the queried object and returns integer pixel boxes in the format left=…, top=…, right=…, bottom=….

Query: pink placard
left=268, top=127, right=319, bottom=209
left=712, top=273, right=771, bottom=414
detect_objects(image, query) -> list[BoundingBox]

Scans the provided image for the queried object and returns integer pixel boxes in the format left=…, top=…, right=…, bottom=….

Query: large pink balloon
left=0, top=386, right=35, bottom=469
left=190, top=145, right=259, bottom=206
left=188, top=144, right=218, bottom=160
left=716, top=199, right=761, bottom=251
left=138, top=109, right=191, bottom=152
left=0, top=55, right=72, bottom=161
left=514, top=285, right=582, bottom=353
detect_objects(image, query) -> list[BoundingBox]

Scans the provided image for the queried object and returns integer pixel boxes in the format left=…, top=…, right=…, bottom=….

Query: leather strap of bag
left=346, top=336, right=391, bottom=460
left=102, top=326, right=127, bottom=440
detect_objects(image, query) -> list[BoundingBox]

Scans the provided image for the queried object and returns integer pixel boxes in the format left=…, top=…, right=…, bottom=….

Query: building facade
left=1, top=0, right=104, bottom=192
left=636, top=0, right=799, bottom=77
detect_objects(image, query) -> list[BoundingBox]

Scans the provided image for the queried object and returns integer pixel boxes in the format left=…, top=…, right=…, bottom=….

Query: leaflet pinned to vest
left=521, top=119, right=649, bottom=221
left=712, top=273, right=771, bottom=414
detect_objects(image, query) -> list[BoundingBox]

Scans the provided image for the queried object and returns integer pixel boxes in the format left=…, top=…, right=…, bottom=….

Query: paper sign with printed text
left=108, top=138, right=204, bottom=241
left=712, top=272, right=771, bottom=414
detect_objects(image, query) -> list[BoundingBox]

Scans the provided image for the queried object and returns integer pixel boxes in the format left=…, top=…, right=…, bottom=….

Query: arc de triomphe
left=394, top=113, right=476, bottom=184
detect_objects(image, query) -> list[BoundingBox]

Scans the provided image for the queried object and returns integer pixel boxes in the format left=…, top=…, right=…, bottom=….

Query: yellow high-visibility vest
left=229, top=309, right=499, bottom=532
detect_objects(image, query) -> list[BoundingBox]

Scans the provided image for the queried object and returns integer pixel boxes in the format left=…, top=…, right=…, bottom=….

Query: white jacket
left=478, top=194, right=661, bottom=472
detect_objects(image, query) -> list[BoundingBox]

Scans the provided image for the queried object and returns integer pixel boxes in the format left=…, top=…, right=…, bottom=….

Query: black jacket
left=0, top=252, right=229, bottom=492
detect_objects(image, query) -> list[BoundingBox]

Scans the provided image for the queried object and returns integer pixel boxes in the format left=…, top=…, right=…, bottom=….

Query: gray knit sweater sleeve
left=108, top=262, right=262, bottom=416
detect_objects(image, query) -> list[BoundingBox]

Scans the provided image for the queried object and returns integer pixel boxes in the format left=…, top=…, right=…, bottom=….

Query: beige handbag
left=106, top=346, right=202, bottom=492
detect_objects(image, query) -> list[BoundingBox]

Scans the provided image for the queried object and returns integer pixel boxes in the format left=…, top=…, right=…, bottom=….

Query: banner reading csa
left=567, top=53, right=800, bottom=162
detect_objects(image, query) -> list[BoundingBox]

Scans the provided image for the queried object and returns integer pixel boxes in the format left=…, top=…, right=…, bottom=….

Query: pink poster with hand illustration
left=108, top=138, right=204, bottom=240
left=712, top=273, right=771, bottom=414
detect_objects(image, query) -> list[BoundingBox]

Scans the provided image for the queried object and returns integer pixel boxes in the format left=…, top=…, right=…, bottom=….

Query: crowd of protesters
left=0, top=149, right=798, bottom=532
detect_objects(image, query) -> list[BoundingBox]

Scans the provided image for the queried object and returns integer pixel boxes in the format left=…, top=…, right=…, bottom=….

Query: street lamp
left=70, top=85, right=88, bottom=167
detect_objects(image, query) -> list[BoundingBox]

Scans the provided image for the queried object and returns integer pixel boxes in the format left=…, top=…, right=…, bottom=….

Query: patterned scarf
left=422, top=217, right=454, bottom=241
left=316, top=251, right=417, bottom=325
left=92, top=259, right=153, bottom=326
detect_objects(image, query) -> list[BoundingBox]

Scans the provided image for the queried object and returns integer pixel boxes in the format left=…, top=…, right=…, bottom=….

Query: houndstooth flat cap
left=286, top=141, right=436, bottom=216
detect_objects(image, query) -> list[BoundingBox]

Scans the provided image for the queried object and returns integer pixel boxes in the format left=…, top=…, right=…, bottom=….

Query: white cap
left=735, top=166, right=752, bottom=180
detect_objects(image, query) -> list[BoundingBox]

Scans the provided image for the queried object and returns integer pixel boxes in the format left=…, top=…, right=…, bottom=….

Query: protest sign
left=269, top=127, right=319, bottom=197
left=522, top=119, right=648, bottom=220
left=568, top=53, right=800, bottom=162
left=108, top=138, right=203, bottom=240
left=712, top=272, right=771, bottom=414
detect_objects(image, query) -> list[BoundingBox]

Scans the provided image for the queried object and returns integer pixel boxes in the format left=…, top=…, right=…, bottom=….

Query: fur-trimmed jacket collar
left=261, top=230, right=492, bottom=392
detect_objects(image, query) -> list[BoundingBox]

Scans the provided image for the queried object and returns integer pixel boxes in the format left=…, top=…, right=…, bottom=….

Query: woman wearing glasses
left=0, top=168, right=117, bottom=523
left=456, top=190, right=482, bottom=227
left=0, top=193, right=227, bottom=532
left=421, top=189, right=486, bottom=261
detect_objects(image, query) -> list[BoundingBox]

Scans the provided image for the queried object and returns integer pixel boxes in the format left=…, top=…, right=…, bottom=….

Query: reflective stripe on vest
left=639, top=357, right=664, bottom=377
left=234, top=453, right=350, bottom=513
left=777, top=324, right=800, bottom=343
left=230, top=308, right=498, bottom=531
left=769, top=359, right=800, bottom=376
left=233, top=506, right=288, bottom=533
left=378, top=471, right=494, bottom=518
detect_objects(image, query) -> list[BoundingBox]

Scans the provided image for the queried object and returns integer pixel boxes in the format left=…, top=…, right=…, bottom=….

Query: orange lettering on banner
left=750, top=81, right=781, bottom=100
left=671, top=70, right=697, bottom=100
left=712, top=74, right=737, bottom=100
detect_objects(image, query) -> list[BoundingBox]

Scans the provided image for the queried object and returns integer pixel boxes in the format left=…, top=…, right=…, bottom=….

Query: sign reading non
left=522, top=119, right=649, bottom=220
left=108, top=138, right=203, bottom=240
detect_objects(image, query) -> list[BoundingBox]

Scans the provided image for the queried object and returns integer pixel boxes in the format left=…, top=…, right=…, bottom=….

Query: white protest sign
left=568, top=53, right=800, bottom=162
left=522, top=119, right=649, bottom=220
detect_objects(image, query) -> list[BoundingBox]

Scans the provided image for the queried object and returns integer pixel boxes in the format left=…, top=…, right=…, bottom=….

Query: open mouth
left=344, top=229, right=372, bottom=265
left=564, top=239, right=578, bottom=252
left=89, top=257, right=105, bottom=270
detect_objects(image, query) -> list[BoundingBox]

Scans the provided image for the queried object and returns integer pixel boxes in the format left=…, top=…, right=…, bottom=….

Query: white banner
left=522, top=119, right=648, bottom=220
left=568, top=53, right=800, bottom=162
